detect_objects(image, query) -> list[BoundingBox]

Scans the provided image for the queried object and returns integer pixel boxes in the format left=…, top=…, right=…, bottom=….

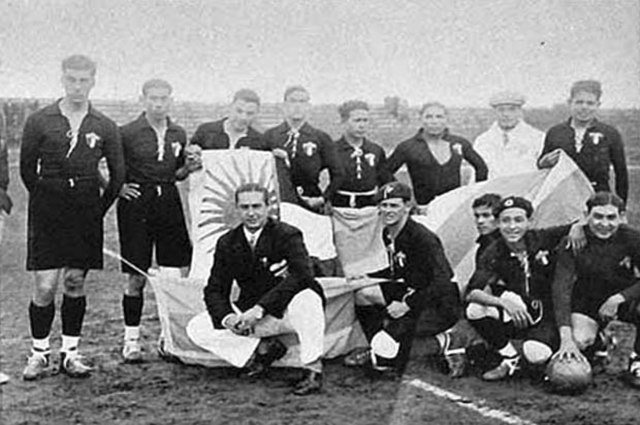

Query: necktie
left=248, top=233, right=257, bottom=250
left=285, top=130, right=300, bottom=158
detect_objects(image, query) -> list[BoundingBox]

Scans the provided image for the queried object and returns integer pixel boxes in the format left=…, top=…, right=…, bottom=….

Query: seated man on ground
left=466, top=196, right=585, bottom=381
left=203, top=183, right=325, bottom=396
left=344, top=182, right=463, bottom=377
left=552, top=192, right=640, bottom=389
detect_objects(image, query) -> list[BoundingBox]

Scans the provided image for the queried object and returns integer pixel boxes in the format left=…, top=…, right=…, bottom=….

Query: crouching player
left=117, top=79, right=198, bottom=362
left=466, top=196, right=584, bottom=381
left=552, top=192, right=640, bottom=389
left=203, top=184, right=325, bottom=396
left=345, top=182, right=463, bottom=377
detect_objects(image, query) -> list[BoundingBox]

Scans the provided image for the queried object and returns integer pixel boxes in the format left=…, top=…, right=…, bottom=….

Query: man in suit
left=203, top=183, right=325, bottom=395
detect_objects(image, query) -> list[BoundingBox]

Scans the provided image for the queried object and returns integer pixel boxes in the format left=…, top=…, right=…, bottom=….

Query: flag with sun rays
left=188, top=150, right=280, bottom=278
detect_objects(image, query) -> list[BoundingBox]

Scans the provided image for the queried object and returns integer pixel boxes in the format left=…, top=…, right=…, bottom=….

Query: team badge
left=590, top=132, right=603, bottom=145
left=619, top=256, right=632, bottom=270
left=535, top=250, right=550, bottom=266
left=395, top=251, right=407, bottom=268
left=172, top=141, right=182, bottom=157
left=85, top=132, right=101, bottom=149
left=452, top=143, right=463, bottom=155
left=303, top=142, right=317, bottom=157
left=504, top=199, right=514, bottom=207
left=365, top=153, right=376, bottom=167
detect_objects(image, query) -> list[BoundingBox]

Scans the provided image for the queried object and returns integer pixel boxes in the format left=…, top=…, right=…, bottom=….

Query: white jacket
left=474, top=120, right=544, bottom=179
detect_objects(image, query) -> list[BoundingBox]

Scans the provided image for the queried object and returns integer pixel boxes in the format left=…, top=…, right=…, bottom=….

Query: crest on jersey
left=85, top=132, right=101, bottom=149
left=303, top=142, right=317, bottom=157
left=590, top=132, right=603, bottom=146
left=365, top=153, right=376, bottom=167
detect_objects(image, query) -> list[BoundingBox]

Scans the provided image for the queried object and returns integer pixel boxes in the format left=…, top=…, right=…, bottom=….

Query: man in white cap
left=474, top=92, right=544, bottom=179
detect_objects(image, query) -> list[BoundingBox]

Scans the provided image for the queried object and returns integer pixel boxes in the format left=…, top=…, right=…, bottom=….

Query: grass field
left=1, top=147, right=640, bottom=424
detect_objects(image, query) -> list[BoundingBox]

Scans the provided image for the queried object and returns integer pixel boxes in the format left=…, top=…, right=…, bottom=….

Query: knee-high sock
left=123, top=294, right=144, bottom=327
left=468, top=317, right=510, bottom=351
left=29, top=301, right=55, bottom=340
left=355, top=305, right=386, bottom=342
left=61, top=295, right=86, bottom=337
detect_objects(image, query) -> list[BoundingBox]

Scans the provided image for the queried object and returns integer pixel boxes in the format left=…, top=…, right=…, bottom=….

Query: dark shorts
left=574, top=296, right=640, bottom=325
left=27, top=178, right=103, bottom=270
left=117, top=183, right=191, bottom=274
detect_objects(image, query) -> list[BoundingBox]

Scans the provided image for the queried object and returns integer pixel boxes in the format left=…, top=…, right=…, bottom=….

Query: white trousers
left=188, top=288, right=325, bottom=368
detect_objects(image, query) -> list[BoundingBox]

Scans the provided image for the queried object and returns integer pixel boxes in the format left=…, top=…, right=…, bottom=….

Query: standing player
left=552, top=192, right=640, bottom=388
left=20, top=55, right=125, bottom=380
left=332, top=100, right=394, bottom=208
left=345, top=182, right=462, bottom=376
left=263, top=86, right=344, bottom=212
left=190, top=89, right=269, bottom=151
left=0, top=108, right=13, bottom=385
left=474, top=92, right=544, bottom=179
left=387, top=102, right=488, bottom=210
left=117, top=79, right=197, bottom=363
left=538, top=80, right=628, bottom=202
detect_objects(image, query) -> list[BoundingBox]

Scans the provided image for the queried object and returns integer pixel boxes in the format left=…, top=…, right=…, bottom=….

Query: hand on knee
left=522, top=340, right=552, bottom=365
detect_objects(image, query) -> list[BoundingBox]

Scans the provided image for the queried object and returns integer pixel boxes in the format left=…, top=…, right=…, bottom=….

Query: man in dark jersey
left=345, top=182, right=461, bottom=376
left=332, top=100, right=393, bottom=208
left=552, top=192, right=640, bottom=389
left=190, top=88, right=270, bottom=153
left=20, top=54, right=125, bottom=380
left=466, top=196, right=580, bottom=381
left=538, top=80, right=628, bottom=202
left=388, top=102, right=487, bottom=211
left=117, top=79, right=198, bottom=363
left=263, top=86, right=343, bottom=212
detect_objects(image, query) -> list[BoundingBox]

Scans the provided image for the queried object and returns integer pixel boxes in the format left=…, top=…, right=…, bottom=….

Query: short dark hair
left=586, top=191, right=625, bottom=213
left=232, top=89, right=261, bottom=106
left=472, top=193, right=502, bottom=215
left=570, top=80, right=602, bottom=100
left=142, top=78, right=173, bottom=95
left=235, top=183, right=269, bottom=205
left=338, top=100, right=369, bottom=121
left=420, top=102, right=448, bottom=116
left=283, top=85, right=309, bottom=101
left=61, top=54, right=97, bottom=76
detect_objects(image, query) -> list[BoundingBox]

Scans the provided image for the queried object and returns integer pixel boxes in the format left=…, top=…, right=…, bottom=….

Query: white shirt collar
left=243, top=226, right=264, bottom=246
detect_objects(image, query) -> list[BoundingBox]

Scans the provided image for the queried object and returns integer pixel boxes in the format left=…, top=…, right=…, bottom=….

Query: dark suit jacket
left=203, top=218, right=323, bottom=328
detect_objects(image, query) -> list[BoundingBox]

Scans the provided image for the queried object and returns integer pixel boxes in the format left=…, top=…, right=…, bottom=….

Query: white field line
left=399, top=377, right=539, bottom=425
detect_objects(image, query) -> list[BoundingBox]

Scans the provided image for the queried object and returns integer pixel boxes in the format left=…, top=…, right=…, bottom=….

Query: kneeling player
left=466, top=196, right=582, bottom=381
left=345, top=182, right=462, bottom=376
left=552, top=192, right=640, bottom=389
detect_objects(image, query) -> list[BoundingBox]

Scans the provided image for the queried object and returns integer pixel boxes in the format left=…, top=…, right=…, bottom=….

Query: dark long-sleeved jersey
left=388, top=129, right=488, bottom=205
left=552, top=225, right=640, bottom=327
left=540, top=119, right=628, bottom=202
